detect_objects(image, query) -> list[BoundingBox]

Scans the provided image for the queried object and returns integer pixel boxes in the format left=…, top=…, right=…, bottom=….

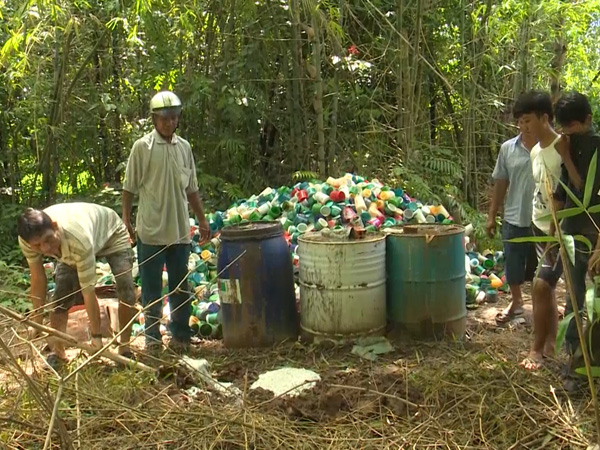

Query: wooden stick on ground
left=0, top=304, right=154, bottom=372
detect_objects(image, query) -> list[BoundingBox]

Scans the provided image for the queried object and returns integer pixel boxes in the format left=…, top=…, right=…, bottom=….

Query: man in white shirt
left=519, top=91, right=568, bottom=370
left=17, top=203, right=137, bottom=364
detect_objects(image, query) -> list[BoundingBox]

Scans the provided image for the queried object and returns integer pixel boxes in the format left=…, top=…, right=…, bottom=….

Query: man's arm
left=188, top=191, right=210, bottom=243
left=122, top=190, right=135, bottom=242
left=28, top=260, right=47, bottom=325
left=487, top=144, right=510, bottom=237
left=122, top=144, right=142, bottom=242
left=486, top=180, right=509, bottom=237
left=556, top=135, right=583, bottom=191
left=185, top=147, right=210, bottom=242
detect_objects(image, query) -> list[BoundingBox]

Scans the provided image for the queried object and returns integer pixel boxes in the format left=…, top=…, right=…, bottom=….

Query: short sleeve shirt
left=18, top=203, right=130, bottom=290
left=492, top=135, right=535, bottom=228
left=530, top=136, right=563, bottom=235
left=123, top=130, right=199, bottom=246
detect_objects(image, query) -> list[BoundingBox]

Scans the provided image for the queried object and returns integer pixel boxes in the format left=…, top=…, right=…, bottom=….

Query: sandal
left=46, top=353, right=69, bottom=370
left=118, top=350, right=137, bottom=361
left=495, top=307, right=524, bottom=324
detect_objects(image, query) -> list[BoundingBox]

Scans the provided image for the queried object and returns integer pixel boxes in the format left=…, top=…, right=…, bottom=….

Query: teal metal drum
left=386, top=224, right=466, bottom=339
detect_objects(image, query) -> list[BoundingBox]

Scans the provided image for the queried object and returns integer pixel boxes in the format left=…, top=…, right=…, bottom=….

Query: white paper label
left=219, top=279, right=242, bottom=304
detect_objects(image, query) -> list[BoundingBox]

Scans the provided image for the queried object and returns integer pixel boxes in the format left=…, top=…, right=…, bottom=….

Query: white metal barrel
left=298, top=233, right=386, bottom=340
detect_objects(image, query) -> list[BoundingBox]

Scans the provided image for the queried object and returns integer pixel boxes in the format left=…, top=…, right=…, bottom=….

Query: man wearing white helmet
left=122, top=90, right=210, bottom=352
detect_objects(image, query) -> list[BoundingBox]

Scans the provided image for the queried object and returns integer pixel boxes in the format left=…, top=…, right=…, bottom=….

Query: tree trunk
left=395, top=0, right=407, bottom=154
left=40, top=24, right=72, bottom=204
left=406, top=0, right=423, bottom=156
left=550, top=14, right=567, bottom=104
left=328, top=0, right=344, bottom=173
left=311, top=12, right=326, bottom=176
left=289, top=0, right=305, bottom=168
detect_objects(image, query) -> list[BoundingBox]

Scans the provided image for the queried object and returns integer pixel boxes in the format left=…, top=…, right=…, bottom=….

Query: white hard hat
left=149, top=91, right=182, bottom=116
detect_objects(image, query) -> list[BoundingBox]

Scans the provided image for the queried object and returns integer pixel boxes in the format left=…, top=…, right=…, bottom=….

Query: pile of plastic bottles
left=122, top=173, right=460, bottom=337
left=464, top=250, right=509, bottom=307
left=204, top=174, right=454, bottom=246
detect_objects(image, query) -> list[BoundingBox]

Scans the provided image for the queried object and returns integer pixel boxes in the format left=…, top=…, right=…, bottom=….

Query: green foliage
left=292, top=171, right=320, bottom=182
left=0, top=202, right=24, bottom=266
left=556, top=312, right=576, bottom=355
left=196, top=171, right=246, bottom=212
left=0, top=261, right=31, bottom=313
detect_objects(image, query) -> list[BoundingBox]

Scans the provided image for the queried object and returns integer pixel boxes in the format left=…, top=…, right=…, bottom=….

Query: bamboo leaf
left=508, top=236, right=558, bottom=244
left=558, top=179, right=584, bottom=208
left=562, top=234, right=576, bottom=265
left=575, top=366, right=600, bottom=377
left=574, top=235, right=593, bottom=251
left=586, top=285, right=595, bottom=323
left=583, top=151, right=598, bottom=208
left=556, top=312, right=576, bottom=355
left=536, top=207, right=584, bottom=222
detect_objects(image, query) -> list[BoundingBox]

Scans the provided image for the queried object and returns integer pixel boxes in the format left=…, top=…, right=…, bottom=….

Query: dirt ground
left=1, top=280, right=597, bottom=449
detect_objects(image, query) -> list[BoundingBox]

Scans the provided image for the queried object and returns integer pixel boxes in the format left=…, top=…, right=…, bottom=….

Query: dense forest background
left=0, top=0, right=599, bottom=262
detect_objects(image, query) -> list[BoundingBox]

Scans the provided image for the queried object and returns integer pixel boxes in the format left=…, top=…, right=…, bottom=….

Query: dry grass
left=0, top=287, right=598, bottom=450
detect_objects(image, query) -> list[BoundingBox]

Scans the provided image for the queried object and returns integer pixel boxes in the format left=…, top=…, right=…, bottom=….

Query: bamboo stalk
left=0, top=304, right=153, bottom=372
left=544, top=176, right=600, bottom=443
left=311, top=11, right=326, bottom=176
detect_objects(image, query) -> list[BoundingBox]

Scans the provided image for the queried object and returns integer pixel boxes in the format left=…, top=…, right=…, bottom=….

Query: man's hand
left=197, top=217, right=211, bottom=244
left=546, top=242, right=557, bottom=266
left=555, top=134, right=570, bottom=159
left=486, top=216, right=497, bottom=238
left=589, top=250, right=600, bottom=277
left=123, top=219, right=136, bottom=244
left=27, top=326, right=41, bottom=340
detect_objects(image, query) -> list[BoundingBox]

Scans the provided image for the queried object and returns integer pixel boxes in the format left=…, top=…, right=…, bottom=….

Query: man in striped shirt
left=17, top=203, right=137, bottom=364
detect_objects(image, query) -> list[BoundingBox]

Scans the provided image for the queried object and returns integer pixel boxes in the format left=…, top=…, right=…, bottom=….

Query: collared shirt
left=531, top=135, right=562, bottom=235
left=492, top=135, right=535, bottom=228
left=19, top=203, right=130, bottom=289
left=123, top=129, right=199, bottom=246
left=554, top=129, right=600, bottom=235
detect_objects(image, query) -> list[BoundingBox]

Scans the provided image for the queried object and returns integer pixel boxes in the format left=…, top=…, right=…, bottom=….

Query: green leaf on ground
left=556, top=312, right=575, bottom=356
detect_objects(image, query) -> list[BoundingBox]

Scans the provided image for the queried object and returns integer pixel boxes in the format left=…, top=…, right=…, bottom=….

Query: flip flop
left=495, top=307, right=524, bottom=324
left=118, top=350, right=137, bottom=361
left=46, top=353, right=69, bottom=370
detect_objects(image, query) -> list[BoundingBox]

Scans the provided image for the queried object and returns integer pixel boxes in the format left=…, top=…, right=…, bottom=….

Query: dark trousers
left=563, top=238, right=597, bottom=355
left=138, top=242, right=191, bottom=343
left=501, top=221, right=537, bottom=285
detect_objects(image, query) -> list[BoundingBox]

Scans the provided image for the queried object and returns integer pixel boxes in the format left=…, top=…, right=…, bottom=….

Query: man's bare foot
left=543, top=342, right=556, bottom=359
left=520, top=351, right=545, bottom=370
left=90, top=335, right=104, bottom=353
left=117, top=344, right=133, bottom=358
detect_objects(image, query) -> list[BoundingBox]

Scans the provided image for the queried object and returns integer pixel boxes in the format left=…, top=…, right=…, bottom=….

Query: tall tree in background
left=0, top=0, right=597, bottom=217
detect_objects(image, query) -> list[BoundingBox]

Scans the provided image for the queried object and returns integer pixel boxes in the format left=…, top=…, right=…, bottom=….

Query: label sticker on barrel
left=219, top=279, right=242, bottom=304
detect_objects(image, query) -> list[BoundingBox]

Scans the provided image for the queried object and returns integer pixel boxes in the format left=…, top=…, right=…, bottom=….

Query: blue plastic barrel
left=217, top=222, right=299, bottom=347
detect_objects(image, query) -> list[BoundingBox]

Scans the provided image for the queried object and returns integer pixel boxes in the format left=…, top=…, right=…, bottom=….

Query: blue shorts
left=502, top=221, right=537, bottom=285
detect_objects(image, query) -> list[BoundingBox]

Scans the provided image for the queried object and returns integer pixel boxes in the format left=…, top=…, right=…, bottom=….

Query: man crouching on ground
left=17, top=202, right=137, bottom=366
